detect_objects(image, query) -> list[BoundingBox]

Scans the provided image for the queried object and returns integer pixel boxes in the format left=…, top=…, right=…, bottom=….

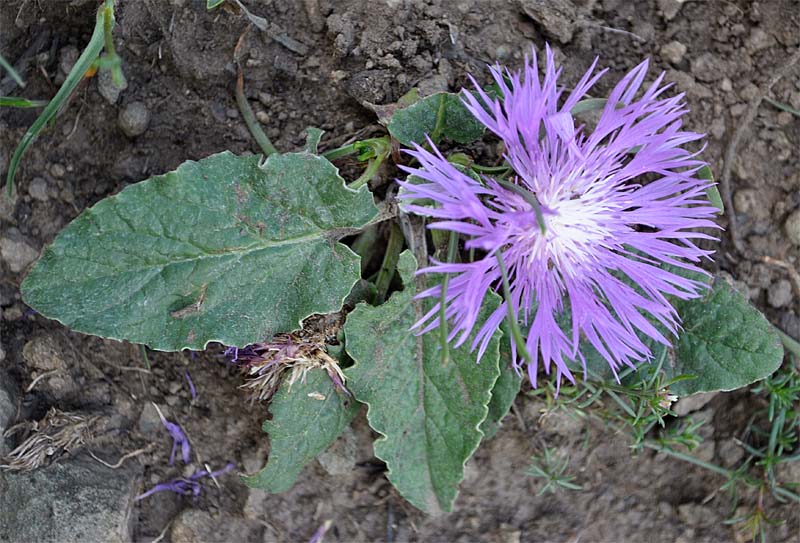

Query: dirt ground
left=1, top=0, right=799, bottom=542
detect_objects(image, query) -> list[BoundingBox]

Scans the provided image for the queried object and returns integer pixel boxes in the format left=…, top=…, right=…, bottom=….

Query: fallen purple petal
left=152, top=403, right=191, bottom=465
left=184, top=370, right=197, bottom=400
left=308, top=520, right=332, bottom=543
left=135, top=462, right=235, bottom=501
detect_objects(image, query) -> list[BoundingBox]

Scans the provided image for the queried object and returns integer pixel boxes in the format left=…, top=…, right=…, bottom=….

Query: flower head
left=398, top=47, right=718, bottom=386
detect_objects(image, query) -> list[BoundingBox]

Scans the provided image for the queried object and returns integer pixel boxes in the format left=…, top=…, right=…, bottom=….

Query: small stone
left=783, top=210, right=800, bottom=246
left=746, top=28, right=773, bottom=52
left=720, top=77, right=733, bottom=93
left=767, top=279, right=792, bottom=308
left=317, top=427, right=358, bottom=476
left=717, top=438, right=744, bottom=467
left=225, top=108, right=239, bottom=119
left=165, top=394, right=180, bottom=407
left=657, top=0, right=682, bottom=20
left=673, top=391, right=718, bottom=416
left=0, top=373, right=16, bottom=456
left=59, top=45, right=80, bottom=76
left=97, top=68, right=127, bottom=104
left=0, top=232, right=38, bottom=273
left=660, top=41, right=687, bottom=65
left=22, top=335, right=67, bottom=372
left=137, top=402, right=166, bottom=434
left=27, top=178, right=49, bottom=201
left=733, top=188, right=767, bottom=219
left=255, top=111, right=270, bottom=124
left=170, top=510, right=263, bottom=543
left=50, top=163, right=66, bottom=178
left=118, top=101, right=150, bottom=138
left=691, top=53, right=724, bottom=82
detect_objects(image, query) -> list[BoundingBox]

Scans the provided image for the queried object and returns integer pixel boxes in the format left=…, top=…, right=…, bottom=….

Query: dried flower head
left=226, top=315, right=348, bottom=401
left=398, top=47, right=718, bottom=386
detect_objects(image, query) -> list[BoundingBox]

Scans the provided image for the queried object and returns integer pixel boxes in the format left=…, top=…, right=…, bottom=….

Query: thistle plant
left=10, top=31, right=791, bottom=518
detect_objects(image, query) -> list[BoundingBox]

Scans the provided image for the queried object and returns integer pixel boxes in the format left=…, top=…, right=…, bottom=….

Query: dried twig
left=720, top=47, right=800, bottom=256
left=88, top=444, right=155, bottom=469
left=759, top=256, right=800, bottom=297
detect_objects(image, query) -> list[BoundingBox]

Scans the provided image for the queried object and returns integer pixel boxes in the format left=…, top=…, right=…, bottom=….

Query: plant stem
left=495, top=178, right=547, bottom=234
left=776, top=328, right=800, bottom=358
left=642, top=441, right=731, bottom=477
left=374, top=223, right=404, bottom=305
left=349, top=154, right=383, bottom=189
left=322, top=143, right=359, bottom=161
left=102, top=0, right=124, bottom=87
left=235, top=68, right=277, bottom=157
left=439, top=231, right=459, bottom=364
left=496, top=253, right=532, bottom=364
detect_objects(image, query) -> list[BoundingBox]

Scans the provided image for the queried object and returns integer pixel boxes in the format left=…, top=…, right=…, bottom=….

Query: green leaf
left=207, top=0, right=226, bottom=9
left=0, top=52, right=25, bottom=88
left=387, top=92, right=485, bottom=146
left=0, top=97, right=48, bottom=108
left=243, top=368, right=359, bottom=492
left=480, top=336, right=522, bottom=439
left=697, top=165, right=724, bottom=214
left=22, top=151, right=379, bottom=351
left=304, top=127, right=324, bottom=154
left=343, top=251, right=502, bottom=514
left=669, top=280, right=783, bottom=395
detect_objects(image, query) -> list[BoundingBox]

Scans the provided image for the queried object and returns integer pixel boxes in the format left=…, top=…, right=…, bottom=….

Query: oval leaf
left=21, top=151, right=378, bottom=351
left=243, top=368, right=359, bottom=492
left=343, top=251, right=501, bottom=514
left=669, top=281, right=783, bottom=395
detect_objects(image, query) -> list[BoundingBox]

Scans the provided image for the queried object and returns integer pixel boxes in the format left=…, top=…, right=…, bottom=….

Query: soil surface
left=1, top=0, right=800, bottom=542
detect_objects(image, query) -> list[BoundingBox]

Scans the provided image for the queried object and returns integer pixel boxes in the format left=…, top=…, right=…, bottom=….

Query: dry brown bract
left=0, top=408, right=101, bottom=472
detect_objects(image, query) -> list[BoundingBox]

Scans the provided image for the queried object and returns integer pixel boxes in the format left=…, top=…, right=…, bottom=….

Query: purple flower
left=398, top=47, right=718, bottom=386
left=184, top=371, right=197, bottom=401
left=135, top=462, right=235, bottom=501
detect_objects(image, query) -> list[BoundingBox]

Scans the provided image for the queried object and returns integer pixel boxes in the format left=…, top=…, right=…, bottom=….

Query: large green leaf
left=668, top=280, right=783, bottom=395
left=244, top=368, right=359, bottom=492
left=386, top=92, right=485, bottom=146
left=343, top=251, right=501, bottom=514
left=21, top=151, right=378, bottom=351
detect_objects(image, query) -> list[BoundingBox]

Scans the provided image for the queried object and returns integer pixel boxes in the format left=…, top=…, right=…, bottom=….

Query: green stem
left=471, top=163, right=511, bottom=174
left=322, top=143, right=359, bottom=161
left=642, top=442, right=731, bottom=477
left=439, top=231, right=459, bottom=364
left=102, top=0, right=124, bottom=87
left=349, top=154, right=383, bottom=189
left=374, top=223, right=404, bottom=305
left=495, top=178, right=547, bottom=234
left=496, top=253, right=532, bottom=364
left=235, top=69, right=277, bottom=157
left=5, top=2, right=107, bottom=197
left=773, top=485, right=800, bottom=503
left=776, top=329, right=800, bottom=359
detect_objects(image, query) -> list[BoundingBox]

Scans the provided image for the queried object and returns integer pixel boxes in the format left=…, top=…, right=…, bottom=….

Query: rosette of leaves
left=18, top=82, right=784, bottom=516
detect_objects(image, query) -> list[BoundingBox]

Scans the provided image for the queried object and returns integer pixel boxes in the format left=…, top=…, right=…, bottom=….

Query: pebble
left=137, top=402, right=166, bottom=434
left=733, top=188, right=768, bottom=219
left=118, top=101, right=150, bottom=138
left=783, top=209, right=800, bottom=246
left=170, top=510, right=264, bottom=543
left=22, top=335, right=67, bottom=372
left=690, top=53, right=724, bottom=82
left=0, top=232, right=38, bottom=273
left=673, top=391, right=718, bottom=416
left=659, top=41, right=687, bottom=65
left=316, top=428, right=358, bottom=476
left=767, top=279, right=793, bottom=308
left=719, top=77, right=733, bottom=93
left=97, top=67, right=127, bottom=104
left=657, top=0, right=682, bottom=20
left=50, top=163, right=65, bottom=178
left=27, top=178, right=49, bottom=201
left=58, top=45, right=80, bottom=76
